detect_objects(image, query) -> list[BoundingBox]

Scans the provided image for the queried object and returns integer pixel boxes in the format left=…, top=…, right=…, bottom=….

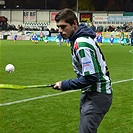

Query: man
left=130, top=30, right=133, bottom=46
left=40, top=31, right=44, bottom=41
left=125, top=35, right=130, bottom=46
left=44, top=35, right=48, bottom=44
left=13, top=34, right=17, bottom=43
left=66, top=38, right=70, bottom=47
left=53, top=8, right=112, bottom=133
left=120, top=31, right=124, bottom=46
left=109, top=35, right=114, bottom=46
left=34, top=34, right=38, bottom=44
left=96, top=33, right=103, bottom=46
left=57, top=33, right=63, bottom=46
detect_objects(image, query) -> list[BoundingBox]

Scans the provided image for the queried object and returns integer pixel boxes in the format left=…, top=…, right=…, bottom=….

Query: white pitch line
left=112, top=78, right=133, bottom=84
left=0, top=90, right=79, bottom=107
left=0, top=78, right=132, bottom=107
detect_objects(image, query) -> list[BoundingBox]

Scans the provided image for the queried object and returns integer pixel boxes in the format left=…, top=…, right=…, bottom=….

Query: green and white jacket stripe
left=71, top=36, right=112, bottom=94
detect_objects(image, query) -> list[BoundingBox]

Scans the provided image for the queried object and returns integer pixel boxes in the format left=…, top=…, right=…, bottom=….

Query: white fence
left=0, top=10, right=58, bottom=29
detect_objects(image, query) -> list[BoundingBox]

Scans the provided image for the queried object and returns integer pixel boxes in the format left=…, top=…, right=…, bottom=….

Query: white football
left=5, top=64, right=15, bottom=73
left=44, top=40, right=48, bottom=43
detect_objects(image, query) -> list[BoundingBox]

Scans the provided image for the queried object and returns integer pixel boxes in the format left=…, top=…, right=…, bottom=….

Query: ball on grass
left=5, top=64, right=15, bottom=73
left=44, top=40, right=48, bottom=43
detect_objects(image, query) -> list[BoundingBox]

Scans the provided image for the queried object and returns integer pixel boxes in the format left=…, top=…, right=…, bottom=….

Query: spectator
left=109, top=35, right=114, bottom=46
left=130, top=30, right=133, bottom=46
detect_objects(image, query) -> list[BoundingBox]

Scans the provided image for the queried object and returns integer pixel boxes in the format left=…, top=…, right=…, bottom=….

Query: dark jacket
left=61, top=24, right=99, bottom=91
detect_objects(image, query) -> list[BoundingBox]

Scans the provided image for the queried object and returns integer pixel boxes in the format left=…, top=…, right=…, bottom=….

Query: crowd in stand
left=89, top=22, right=132, bottom=32
left=0, top=19, right=133, bottom=45
left=0, top=20, right=132, bottom=33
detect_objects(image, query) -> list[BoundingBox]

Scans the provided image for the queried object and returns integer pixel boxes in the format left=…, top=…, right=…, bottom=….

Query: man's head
left=55, top=8, right=79, bottom=39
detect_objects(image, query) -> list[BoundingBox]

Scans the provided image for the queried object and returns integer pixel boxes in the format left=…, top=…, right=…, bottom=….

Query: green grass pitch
left=0, top=40, right=132, bottom=133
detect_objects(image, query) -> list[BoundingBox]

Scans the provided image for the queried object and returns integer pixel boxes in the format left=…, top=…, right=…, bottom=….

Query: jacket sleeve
left=61, top=73, right=99, bottom=91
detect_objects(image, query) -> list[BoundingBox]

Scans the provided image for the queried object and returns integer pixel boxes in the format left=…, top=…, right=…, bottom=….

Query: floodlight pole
left=76, top=0, right=79, bottom=12
left=45, top=0, right=47, bottom=9
left=76, top=0, right=79, bottom=18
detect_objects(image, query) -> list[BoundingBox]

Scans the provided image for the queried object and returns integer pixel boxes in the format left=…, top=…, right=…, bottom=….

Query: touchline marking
left=0, top=78, right=132, bottom=107
left=112, top=78, right=133, bottom=84
left=0, top=90, right=79, bottom=107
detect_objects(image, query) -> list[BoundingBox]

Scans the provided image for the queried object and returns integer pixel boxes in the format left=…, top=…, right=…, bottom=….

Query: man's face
left=56, top=20, right=75, bottom=39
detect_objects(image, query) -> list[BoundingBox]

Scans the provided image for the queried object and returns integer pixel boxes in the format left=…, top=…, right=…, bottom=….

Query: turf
left=0, top=40, right=132, bottom=133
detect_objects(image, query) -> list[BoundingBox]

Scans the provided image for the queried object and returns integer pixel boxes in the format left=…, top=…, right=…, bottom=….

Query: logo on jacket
left=83, top=61, right=91, bottom=67
left=74, top=42, right=79, bottom=50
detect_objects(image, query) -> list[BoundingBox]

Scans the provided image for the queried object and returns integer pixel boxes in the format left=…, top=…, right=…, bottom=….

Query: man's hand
left=53, top=81, right=62, bottom=90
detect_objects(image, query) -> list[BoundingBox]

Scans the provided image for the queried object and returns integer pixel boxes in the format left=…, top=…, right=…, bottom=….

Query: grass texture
left=0, top=40, right=132, bottom=133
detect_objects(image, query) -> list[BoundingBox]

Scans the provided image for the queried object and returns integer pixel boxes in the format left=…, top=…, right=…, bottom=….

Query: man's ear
left=73, top=20, right=78, bottom=26
left=73, top=20, right=78, bottom=30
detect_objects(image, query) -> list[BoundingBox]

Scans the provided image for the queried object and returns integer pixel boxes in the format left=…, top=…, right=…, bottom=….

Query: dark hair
left=55, top=8, right=78, bottom=26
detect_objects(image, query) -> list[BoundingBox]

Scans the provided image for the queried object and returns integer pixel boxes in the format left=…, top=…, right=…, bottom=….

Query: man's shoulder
left=73, top=36, right=95, bottom=50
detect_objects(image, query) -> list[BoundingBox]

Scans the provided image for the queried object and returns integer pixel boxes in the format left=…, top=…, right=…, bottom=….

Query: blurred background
left=0, top=0, right=133, bottom=11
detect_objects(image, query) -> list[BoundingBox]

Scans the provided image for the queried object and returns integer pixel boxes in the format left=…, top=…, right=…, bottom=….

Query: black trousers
left=79, top=92, right=112, bottom=133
